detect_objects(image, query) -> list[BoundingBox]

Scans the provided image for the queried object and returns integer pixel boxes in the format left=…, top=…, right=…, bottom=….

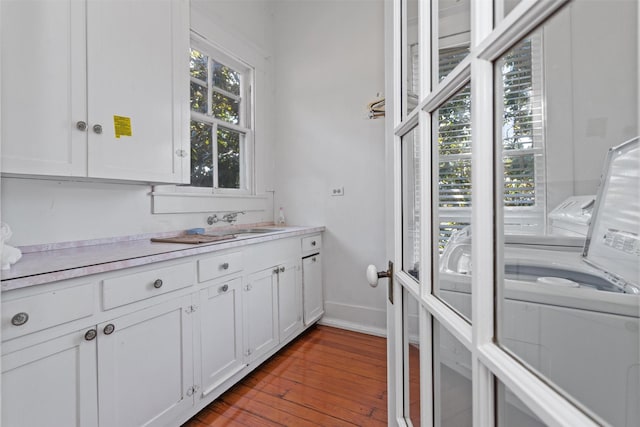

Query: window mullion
left=207, top=58, right=213, bottom=116
left=212, top=122, right=219, bottom=190
left=211, top=86, right=241, bottom=102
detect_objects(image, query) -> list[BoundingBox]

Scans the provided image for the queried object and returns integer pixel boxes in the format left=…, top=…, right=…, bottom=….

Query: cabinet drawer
left=102, top=262, right=194, bottom=310
left=302, top=235, right=322, bottom=253
left=198, top=251, right=243, bottom=282
left=2, top=284, right=95, bottom=341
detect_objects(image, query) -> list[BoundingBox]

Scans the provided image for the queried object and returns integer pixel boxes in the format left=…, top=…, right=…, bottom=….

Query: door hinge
left=175, top=149, right=187, bottom=158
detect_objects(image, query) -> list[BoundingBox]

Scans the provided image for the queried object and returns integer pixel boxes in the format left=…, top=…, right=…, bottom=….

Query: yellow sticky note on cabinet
left=113, top=115, right=132, bottom=139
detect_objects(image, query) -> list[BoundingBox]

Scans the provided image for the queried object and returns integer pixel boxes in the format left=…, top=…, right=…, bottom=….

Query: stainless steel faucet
left=222, top=211, right=245, bottom=223
left=207, top=211, right=245, bottom=225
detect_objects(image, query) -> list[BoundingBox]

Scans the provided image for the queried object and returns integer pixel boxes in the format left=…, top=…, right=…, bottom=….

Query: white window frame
left=390, top=0, right=600, bottom=426
left=185, top=33, right=255, bottom=195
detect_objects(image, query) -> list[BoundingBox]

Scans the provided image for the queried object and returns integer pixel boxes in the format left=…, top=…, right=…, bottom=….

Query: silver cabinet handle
left=84, top=329, right=97, bottom=341
left=93, top=124, right=103, bottom=134
left=11, top=312, right=29, bottom=326
left=280, top=266, right=285, bottom=273
left=221, top=262, right=229, bottom=270
left=103, top=323, right=115, bottom=335
left=273, top=268, right=279, bottom=275
left=312, top=257, right=317, bottom=262
left=221, top=284, right=229, bottom=293
left=76, top=121, right=87, bottom=131
left=311, top=241, right=317, bottom=246
left=153, top=279, right=163, bottom=289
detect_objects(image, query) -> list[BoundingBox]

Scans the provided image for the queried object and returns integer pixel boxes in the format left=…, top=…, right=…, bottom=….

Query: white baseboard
left=319, top=301, right=387, bottom=338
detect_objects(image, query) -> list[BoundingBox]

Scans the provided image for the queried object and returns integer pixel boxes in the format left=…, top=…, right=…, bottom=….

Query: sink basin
left=201, top=228, right=285, bottom=239
left=234, top=228, right=286, bottom=234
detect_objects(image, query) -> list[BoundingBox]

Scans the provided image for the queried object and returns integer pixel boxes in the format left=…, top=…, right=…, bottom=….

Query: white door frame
left=385, top=0, right=603, bottom=426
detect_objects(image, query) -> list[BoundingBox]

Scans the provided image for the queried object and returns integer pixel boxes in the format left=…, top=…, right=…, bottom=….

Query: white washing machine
left=438, top=137, right=640, bottom=426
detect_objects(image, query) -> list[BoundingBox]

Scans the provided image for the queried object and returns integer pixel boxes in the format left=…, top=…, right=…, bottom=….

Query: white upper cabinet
left=1, top=0, right=190, bottom=184
left=1, top=0, right=87, bottom=177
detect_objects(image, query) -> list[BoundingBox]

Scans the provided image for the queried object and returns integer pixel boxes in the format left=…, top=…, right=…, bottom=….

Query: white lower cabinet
left=278, top=260, right=303, bottom=342
left=1, top=328, right=98, bottom=427
left=97, top=295, right=194, bottom=427
left=302, top=253, right=324, bottom=326
left=1, top=232, right=323, bottom=426
left=244, top=267, right=279, bottom=363
left=199, top=277, right=246, bottom=398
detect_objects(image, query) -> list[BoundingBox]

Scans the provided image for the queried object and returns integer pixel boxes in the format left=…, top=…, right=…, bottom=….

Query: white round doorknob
left=366, top=265, right=379, bottom=287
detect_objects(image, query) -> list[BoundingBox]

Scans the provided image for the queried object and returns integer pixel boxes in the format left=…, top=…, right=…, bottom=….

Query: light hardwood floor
left=182, top=325, right=388, bottom=426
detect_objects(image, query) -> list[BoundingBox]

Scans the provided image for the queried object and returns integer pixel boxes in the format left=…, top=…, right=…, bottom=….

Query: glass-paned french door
left=388, top=0, right=639, bottom=426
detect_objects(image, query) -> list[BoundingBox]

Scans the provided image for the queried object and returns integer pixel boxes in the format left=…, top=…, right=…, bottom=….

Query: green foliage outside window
left=189, top=48, right=245, bottom=189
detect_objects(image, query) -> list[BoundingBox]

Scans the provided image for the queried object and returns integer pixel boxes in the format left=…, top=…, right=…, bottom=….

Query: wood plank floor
left=182, top=325, right=388, bottom=426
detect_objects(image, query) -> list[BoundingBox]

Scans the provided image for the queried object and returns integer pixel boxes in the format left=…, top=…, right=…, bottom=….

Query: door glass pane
left=434, top=83, right=472, bottom=321
left=405, top=0, right=420, bottom=115
left=435, top=0, right=470, bottom=84
left=217, top=127, right=242, bottom=189
left=434, top=319, right=472, bottom=426
left=496, top=3, right=639, bottom=426
left=404, top=290, right=421, bottom=426
left=495, top=0, right=523, bottom=24
left=496, top=380, right=545, bottom=427
left=402, top=127, right=421, bottom=281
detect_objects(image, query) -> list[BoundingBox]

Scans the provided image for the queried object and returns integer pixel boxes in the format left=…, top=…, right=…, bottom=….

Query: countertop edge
left=1, top=226, right=325, bottom=292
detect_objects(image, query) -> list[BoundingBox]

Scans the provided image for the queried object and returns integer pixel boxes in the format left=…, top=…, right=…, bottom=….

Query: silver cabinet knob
left=311, top=241, right=317, bottom=246
left=312, top=257, right=317, bottom=262
left=11, top=312, right=29, bottom=326
left=93, top=124, right=103, bottom=134
left=273, top=268, right=279, bottom=275
left=103, top=323, right=115, bottom=335
left=84, top=329, right=97, bottom=341
left=76, top=121, right=87, bottom=131
left=221, top=262, right=229, bottom=270
left=221, top=284, right=229, bottom=293
left=153, top=279, right=163, bottom=289
left=280, top=266, right=285, bottom=273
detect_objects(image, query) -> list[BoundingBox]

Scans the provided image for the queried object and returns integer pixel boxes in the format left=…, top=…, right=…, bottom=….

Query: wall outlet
left=331, top=187, right=345, bottom=196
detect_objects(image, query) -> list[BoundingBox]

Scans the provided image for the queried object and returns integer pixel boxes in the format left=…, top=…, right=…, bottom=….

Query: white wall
left=1, top=2, right=278, bottom=246
left=1, top=0, right=389, bottom=334
left=272, top=0, right=388, bottom=334
left=545, top=0, right=638, bottom=211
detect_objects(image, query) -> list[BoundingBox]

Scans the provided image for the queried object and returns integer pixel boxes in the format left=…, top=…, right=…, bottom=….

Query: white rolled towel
left=1, top=223, right=22, bottom=270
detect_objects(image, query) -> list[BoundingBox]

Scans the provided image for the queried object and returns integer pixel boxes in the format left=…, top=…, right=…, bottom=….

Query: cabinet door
left=1, top=0, right=87, bottom=176
left=244, top=268, right=279, bottom=363
left=199, top=278, right=246, bottom=397
left=86, top=0, right=189, bottom=183
left=2, top=328, right=98, bottom=427
left=302, top=254, right=324, bottom=326
left=97, top=295, right=193, bottom=427
left=278, top=261, right=302, bottom=342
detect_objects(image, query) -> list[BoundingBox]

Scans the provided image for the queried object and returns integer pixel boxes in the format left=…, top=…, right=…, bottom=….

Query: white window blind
left=500, top=36, right=545, bottom=202
left=437, top=36, right=545, bottom=249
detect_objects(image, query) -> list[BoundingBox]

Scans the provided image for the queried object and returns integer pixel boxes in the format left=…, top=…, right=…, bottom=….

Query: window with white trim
left=189, top=39, right=253, bottom=192
left=437, top=36, right=545, bottom=250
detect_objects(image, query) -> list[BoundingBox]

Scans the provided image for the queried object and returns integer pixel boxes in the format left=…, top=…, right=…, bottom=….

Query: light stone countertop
left=1, top=225, right=325, bottom=292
